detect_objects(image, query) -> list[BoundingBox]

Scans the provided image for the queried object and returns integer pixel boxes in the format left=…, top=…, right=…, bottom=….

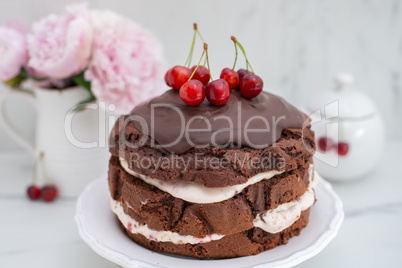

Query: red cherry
left=220, top=68, right=239, bottom=89
left=179, top=80, right=205, bottom=106
left=318, top=137, right=332, bottom=152
left=190, top=65, right=210, bottom=86
left=167, top=66, right=191, bottom=90
left=239, top=74, right=263, bottom=98
left=27, top=185, right=41, bottom=200
left=205, top=79, right=231, bottom=106
left=237, top=69, right=252, bottom=80
left=164, top=68, right=172, bottom=86
left=41, top=185, right=58, bottom=202
left=337, top=142, right=349, bottom=156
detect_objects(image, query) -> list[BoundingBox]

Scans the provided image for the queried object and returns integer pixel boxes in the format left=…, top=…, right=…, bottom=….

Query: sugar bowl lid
left=307, top=74, right=377, bottom=119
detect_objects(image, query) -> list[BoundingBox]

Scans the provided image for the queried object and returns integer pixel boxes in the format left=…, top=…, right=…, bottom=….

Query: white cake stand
left=75, top=173, right=343, bottom=268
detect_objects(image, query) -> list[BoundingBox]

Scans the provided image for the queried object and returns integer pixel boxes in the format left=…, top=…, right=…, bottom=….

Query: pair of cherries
left=221, top=68, right=263, bottom=98
left=27, top=184, right=58, bottom=202
left=318, top=137, right=349, bottom=156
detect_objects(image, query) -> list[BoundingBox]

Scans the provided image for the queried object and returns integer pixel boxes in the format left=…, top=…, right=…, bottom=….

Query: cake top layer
left=127, top=89, right=305, bottom=154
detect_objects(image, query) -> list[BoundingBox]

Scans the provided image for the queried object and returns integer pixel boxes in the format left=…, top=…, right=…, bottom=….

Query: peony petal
left=0, top=26, right=28, bottom=81
left=27, top=4, right=93, bottom=79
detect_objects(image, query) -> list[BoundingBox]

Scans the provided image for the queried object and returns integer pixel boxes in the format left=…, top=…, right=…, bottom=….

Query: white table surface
left=1, top=140, right=401, bottom=268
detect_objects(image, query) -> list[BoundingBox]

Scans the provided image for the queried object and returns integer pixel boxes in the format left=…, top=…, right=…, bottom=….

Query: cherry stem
left=188, top=49, right=206, bottom=81
left=40, top=152, right=49, bottom=184
left=184, top=30, right=197, bottom=67
left=193, top=22, right=205, bottom=43
left=32, top=152, right=46, bottom=185
left=231, top=36, right=255, bottom=74
left=204, top=43, right=213, bottom=81
left=196, top=30, right=205, bottom=43
left=231, top=37, right=238, bottom=70
left=184, top=23, right=206, bottom=68
left=33, top=154, right=40, bottom=185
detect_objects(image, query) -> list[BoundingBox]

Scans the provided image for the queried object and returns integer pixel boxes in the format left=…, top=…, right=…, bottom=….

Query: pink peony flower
left=0, top=24, right=28, bottom=81
left=27, top=3, right=93, bottom=79
left=5, top=18, right=29, bottom=35
left=85, top=11, right=166, bottom=114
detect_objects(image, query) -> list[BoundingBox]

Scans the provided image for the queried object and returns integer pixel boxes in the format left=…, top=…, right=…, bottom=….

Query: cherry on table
left=41, top=185, right=58, bottom=202
left=240, top=74, right=263, bottom=98
left=205, top=79, right=231, bottom=105
left=220, top=68, right=239, bottom=90
left=337, top=142, right=349, bottom=156
left=179, top=80, right=205, bottom=106
left=190, top=65, right=210, bottom=86
left=318, top=137, right=332, bottom=152
left=27, top=185, right=41, bottom=200
left=166, top=66, right=192, bottom=90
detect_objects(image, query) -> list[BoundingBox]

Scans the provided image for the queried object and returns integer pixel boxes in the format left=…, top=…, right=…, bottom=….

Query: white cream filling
left=253, top=166, right=319, bottom=233
left=111, top=165, right=318, bottom=245
left=110, top=197, right=225, bottom=244
left=120, top=157, right=284, bottom=204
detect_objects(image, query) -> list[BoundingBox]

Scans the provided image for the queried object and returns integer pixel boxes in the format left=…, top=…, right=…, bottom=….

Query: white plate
left=75, top=174, right=343, bottom=268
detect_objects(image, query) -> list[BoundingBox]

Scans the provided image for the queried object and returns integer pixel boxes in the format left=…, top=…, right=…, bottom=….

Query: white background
left=1, top=0, right=402, bottom=150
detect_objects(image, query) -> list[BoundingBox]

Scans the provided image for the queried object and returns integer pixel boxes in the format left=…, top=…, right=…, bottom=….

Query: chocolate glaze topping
left=128, top=89, right=305, bottom=154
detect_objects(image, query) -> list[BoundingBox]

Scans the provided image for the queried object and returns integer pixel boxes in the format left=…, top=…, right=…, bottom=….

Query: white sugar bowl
left=305, top=74, right=385, bottom=181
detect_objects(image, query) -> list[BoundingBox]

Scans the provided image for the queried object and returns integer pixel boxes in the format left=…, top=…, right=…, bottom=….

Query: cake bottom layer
left=118, top=208, right=310, bottom=259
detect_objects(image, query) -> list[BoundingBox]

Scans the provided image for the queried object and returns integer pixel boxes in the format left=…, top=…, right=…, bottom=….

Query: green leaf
left=4, top=76, right=21, bottom=88
left=70, top=95, right=96, bottom=113
left=71, top=71, right=96, bottom=112
left=20, top=67, right=29, bottom=80
left=72, top=71, right=92, bottom=93
left=4, top=67, right=29, bottom=88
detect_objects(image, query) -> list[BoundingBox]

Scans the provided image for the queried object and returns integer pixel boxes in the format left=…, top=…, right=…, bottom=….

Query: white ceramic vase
left=0, top=85, right=115, bottom=196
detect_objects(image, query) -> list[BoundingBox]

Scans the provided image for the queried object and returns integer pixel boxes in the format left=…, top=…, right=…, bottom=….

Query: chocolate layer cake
left=108, top=90, right=317, bottom=259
